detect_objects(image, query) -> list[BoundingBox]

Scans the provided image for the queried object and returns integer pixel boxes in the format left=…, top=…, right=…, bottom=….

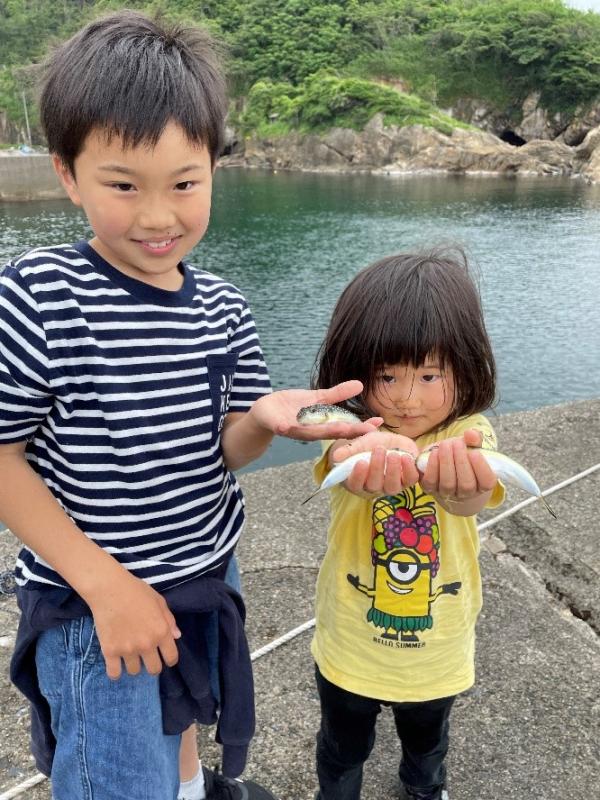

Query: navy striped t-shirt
left=0, top=242, right=271, bottom=590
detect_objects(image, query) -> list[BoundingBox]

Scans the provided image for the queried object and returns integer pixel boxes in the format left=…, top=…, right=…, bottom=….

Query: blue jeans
left=35, top=557, right=242, bottom=800
left=36, top=615, right=181, bottom=800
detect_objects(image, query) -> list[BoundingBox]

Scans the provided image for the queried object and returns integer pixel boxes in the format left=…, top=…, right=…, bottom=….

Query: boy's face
left=53, top=122, right=213, bottom=290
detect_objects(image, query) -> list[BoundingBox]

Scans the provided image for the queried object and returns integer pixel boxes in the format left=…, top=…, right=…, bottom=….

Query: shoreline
left=222, top=160, right=588, bottom=181
left=1, top=149, right=595, bottom=202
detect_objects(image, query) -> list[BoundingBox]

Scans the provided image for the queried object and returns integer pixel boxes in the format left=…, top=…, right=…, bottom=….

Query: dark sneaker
left=400, top=785, right=449, bottom=800
left=203, top=766, right=279, bottom=800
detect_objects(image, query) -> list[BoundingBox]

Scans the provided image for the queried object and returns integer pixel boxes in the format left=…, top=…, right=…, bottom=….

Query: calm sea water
left=1, top=170, right=599, bottom=471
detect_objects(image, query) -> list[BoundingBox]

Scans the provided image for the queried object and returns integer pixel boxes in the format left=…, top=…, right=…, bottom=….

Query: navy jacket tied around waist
left=10, top=575, right=255, bottom=778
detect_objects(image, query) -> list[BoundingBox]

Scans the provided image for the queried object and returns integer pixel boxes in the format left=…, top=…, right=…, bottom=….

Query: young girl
left=309, top=249, right=506, bottom=800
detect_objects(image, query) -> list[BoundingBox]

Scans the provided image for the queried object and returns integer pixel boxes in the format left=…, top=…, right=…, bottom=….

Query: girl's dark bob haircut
left=313, top=248, right=496, bottom=430
left=39, top=11, right=227, bottom=173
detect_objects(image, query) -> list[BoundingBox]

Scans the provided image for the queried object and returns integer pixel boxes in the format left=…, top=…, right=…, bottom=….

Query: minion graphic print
left=347, top=486, right=461, bottom=643
left=310, top=414, right=505, bottom=701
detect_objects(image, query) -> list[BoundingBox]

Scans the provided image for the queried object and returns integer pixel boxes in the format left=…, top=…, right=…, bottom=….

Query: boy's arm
left=220, top=380, right=384, bottom=471
left=220, top=411, right=273, bottom=471
left=0, top=442, right=180, bottom=679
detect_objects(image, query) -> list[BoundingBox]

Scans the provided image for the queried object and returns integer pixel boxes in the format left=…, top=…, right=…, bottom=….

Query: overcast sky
left=564, top=0, right=600, bottom=11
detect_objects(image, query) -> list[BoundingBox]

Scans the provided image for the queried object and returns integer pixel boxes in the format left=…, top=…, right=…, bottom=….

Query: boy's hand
left=331, top=431, right=420, bottom=497
left=249, top=380, right=383, bottom=441
left=418, top=429, right=497, bottom=514
left=87, top=572, right=181, bottom=680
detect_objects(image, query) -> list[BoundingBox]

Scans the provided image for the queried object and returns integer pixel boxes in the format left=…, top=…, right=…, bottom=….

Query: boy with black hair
left=0, top=12, right=380, bottom=800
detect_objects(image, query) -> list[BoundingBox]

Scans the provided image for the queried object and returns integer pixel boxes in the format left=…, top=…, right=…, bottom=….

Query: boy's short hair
left=313, top=247, right=497, bottom=429
left=40, top=10, right=227, bottom=173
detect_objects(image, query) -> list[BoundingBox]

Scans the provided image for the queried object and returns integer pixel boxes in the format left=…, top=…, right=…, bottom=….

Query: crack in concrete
left=543, top=579, right=595, bottom=630
left=487, top=532, right=599, bottom=638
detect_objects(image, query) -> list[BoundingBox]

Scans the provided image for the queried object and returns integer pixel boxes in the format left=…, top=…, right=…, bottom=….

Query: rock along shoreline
left=2, top=116, right=600, bottom=201
left=224, top=116, right=600, bottom=184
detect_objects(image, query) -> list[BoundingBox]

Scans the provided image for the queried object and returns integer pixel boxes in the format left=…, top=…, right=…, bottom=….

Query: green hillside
left=1, top=0, right=599, bottom=143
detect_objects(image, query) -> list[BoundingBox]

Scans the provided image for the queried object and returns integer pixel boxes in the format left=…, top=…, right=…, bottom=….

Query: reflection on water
left=1, top=171, right=599, bottom=471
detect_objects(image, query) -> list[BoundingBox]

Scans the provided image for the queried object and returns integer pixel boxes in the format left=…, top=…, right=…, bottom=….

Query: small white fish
left=296, top=403, right=361, bottom=425
left=416, top=447, right=557, bottom=518
left=302, top=448, right=415, bottom=505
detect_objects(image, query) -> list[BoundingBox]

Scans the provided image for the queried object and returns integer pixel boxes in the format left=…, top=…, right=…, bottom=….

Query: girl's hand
left=87, top=572, right=181, bottom=680
left=249, top=380, right=383, bottom=441
left=331, top=430, right=419, bottom=497
left=418, top=429, right=497, bottom=515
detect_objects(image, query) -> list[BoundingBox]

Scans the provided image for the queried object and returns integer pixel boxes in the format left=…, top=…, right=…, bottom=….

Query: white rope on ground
left=478, top=461, right=600, bottom=533
left=251, top=618, right=316, bottom=661
left=0, top=772, right=47, bottom=799
left=1, top=462, right=598, bottom=800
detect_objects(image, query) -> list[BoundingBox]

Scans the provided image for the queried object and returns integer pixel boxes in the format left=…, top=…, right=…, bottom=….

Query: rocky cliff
left=224, top=114, right=600, bottom=183
left=445, top=92, right=600, bottom=147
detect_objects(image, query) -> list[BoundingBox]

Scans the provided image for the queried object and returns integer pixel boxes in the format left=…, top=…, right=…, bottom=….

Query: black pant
left=315, top=667, right=456, bottom=800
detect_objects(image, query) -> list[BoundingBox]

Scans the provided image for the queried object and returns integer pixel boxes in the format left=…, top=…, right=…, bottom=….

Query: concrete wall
left=0, top=154, right=66, bottom=201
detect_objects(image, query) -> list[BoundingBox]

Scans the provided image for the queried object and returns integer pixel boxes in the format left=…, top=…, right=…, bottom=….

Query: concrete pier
left=0, top=398, right=598, bottom=799
left=0, top=154, right=65, bottom=201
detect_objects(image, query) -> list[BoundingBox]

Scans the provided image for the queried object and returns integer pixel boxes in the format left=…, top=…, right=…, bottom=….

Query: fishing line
left=0, top=461, right=598, bottom=800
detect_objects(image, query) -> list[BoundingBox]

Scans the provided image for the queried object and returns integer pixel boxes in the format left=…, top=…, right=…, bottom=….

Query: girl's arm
left=220, top=380, right=383, bottom=471
left=418, top=430, right=497, bottom=516
left=0, top=442, right=181, bottom=679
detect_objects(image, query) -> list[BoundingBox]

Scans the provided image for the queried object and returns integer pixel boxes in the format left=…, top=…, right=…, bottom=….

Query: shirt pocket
left=206, top=353, right=239, bottom=438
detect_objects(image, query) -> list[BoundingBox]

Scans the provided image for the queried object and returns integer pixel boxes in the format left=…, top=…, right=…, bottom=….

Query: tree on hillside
left=1, top=0, right=600, bottom=142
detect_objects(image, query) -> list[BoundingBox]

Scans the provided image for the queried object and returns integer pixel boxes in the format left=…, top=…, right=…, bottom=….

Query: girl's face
left=364, top=358, right=455, bottom=439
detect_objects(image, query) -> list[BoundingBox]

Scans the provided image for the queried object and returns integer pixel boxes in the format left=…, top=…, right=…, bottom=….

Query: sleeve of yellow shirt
left=313, top=440, right=335, bottom=485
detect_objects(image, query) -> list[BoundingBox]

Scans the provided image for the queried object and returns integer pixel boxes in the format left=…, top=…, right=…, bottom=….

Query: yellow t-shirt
left=311, top=414, right=505, bottom=703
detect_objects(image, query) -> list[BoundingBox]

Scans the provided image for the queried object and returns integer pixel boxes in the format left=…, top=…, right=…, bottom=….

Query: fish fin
left=541, top=495, right=557, bottom=519
left=301, top=487, right=323, bottom=505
